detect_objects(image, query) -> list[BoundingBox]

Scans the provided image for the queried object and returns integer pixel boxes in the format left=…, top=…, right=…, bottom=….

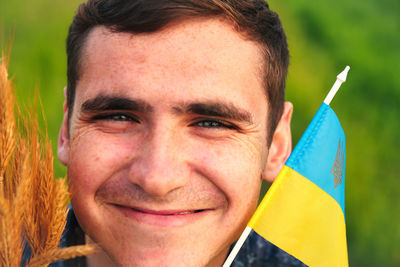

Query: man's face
left=59, top=19, right=280, bottom=266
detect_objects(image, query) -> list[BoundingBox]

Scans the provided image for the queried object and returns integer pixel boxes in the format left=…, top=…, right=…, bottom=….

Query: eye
left=194, top=119, right=236, bottom=129
left=107, top=114, right=134, bottom=121
left=93, top=113, right=139, bottom=123
left=87, top=113, right=142, bottom=134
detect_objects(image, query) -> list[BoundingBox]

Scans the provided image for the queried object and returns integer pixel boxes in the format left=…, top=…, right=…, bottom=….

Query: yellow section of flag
left=248, top=166, right=348, bottom=267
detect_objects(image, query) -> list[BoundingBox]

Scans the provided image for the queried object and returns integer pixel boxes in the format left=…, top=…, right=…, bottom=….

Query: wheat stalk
left=28, top=245, right=98, bottom=267
left=0, top=53, right=16, bottom=194
left=0, top=51, right=23, bottom=267
left=0, top=51, right=95, bottom=266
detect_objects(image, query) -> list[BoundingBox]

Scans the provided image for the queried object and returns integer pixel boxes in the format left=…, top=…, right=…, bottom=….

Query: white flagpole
left=222, top=226, right=252, bottom=267
left=222, top=66, right=350, bottom=267
left=324, top=66, right=350, bottom=105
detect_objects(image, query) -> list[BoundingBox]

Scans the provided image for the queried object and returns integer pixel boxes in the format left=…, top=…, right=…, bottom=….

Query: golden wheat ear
left=0, top=52, right=96, bottom=266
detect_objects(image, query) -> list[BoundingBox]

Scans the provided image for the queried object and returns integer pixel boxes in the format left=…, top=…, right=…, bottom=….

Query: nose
left=128, top=121, right=189, bottom=197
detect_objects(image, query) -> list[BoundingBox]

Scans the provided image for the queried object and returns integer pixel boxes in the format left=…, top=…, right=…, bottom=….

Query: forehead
left=83, top=18, right=263, bottom=61
left=77, top=18, right=267, bottom=111
left=81, top=19, right=263, bottom=78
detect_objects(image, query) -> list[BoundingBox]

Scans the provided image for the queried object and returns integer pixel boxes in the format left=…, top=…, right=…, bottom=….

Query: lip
left=111, top=204, right=212, bottom=227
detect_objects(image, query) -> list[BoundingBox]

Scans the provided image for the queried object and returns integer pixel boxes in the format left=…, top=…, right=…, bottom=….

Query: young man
left=57, top=0, right=298, bottom=266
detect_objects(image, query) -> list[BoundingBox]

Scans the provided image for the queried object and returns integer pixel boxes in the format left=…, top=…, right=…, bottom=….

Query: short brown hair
left=66, top=0, right=289, bottom=142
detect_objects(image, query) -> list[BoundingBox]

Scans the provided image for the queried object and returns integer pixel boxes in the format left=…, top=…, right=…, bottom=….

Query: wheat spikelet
left=0, top=52, right=16, bottom=194
left=0, top=51, right=23, bottom=267
left=21, top=115, right=44, bottom=255
left=0, top=52, right=95, bottom=266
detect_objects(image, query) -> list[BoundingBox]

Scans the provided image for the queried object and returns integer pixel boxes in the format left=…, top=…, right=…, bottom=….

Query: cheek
left=67, top=131, right=137, bottom=197
left=191, top=138, right=265, bottom=209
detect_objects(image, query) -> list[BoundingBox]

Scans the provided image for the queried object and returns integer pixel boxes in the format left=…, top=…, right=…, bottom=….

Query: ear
left=263, top=102, right=293, bottom=182
left=58, top=87, right=70, bottom=166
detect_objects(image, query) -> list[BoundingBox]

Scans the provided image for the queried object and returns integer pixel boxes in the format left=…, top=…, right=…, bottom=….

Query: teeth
left=177, top=211, right=194, bottom=215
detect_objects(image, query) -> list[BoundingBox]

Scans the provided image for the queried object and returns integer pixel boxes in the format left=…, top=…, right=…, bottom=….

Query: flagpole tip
left=324, top=66, right=351, bottom=105
left=337, top=66, right=350, bottom=82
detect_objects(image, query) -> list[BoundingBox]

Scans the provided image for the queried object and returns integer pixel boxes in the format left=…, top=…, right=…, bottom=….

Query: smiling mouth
left=110, top=204, right=211, bottom=227
left=116, top=205, right=206, bottom=216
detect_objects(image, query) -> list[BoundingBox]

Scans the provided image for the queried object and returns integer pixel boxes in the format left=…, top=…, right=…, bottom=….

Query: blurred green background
left=1, top=0, right=399, bottom=266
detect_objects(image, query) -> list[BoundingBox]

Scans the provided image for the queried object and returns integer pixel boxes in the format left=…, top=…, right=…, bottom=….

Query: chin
left=102, top=248, right=216, bottom=267
left=87, top=233, right=230, bottom=267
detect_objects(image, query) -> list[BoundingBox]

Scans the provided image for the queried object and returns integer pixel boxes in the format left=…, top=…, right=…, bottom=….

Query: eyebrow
left=81, top=95, right=153, bottom=113
left=179, top=102, right=253, bottom=124
left=81, top=95, right=253, bottom=124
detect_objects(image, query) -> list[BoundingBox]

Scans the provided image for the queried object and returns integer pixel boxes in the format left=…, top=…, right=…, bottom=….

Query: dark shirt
left=44, top=210, right=307, bottom=266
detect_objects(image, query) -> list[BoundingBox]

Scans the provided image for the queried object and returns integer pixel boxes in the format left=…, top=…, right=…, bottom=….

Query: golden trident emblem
left=332, top=139, right=345, bottom=188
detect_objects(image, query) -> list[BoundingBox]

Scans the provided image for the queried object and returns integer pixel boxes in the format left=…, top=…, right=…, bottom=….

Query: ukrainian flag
left=224, top=97, right=349, bottom=266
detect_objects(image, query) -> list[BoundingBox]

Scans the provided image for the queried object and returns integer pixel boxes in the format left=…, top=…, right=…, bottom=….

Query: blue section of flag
left=231, top=229, right=307, bottom=267
left=286, top=103, right=346, bottom=213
